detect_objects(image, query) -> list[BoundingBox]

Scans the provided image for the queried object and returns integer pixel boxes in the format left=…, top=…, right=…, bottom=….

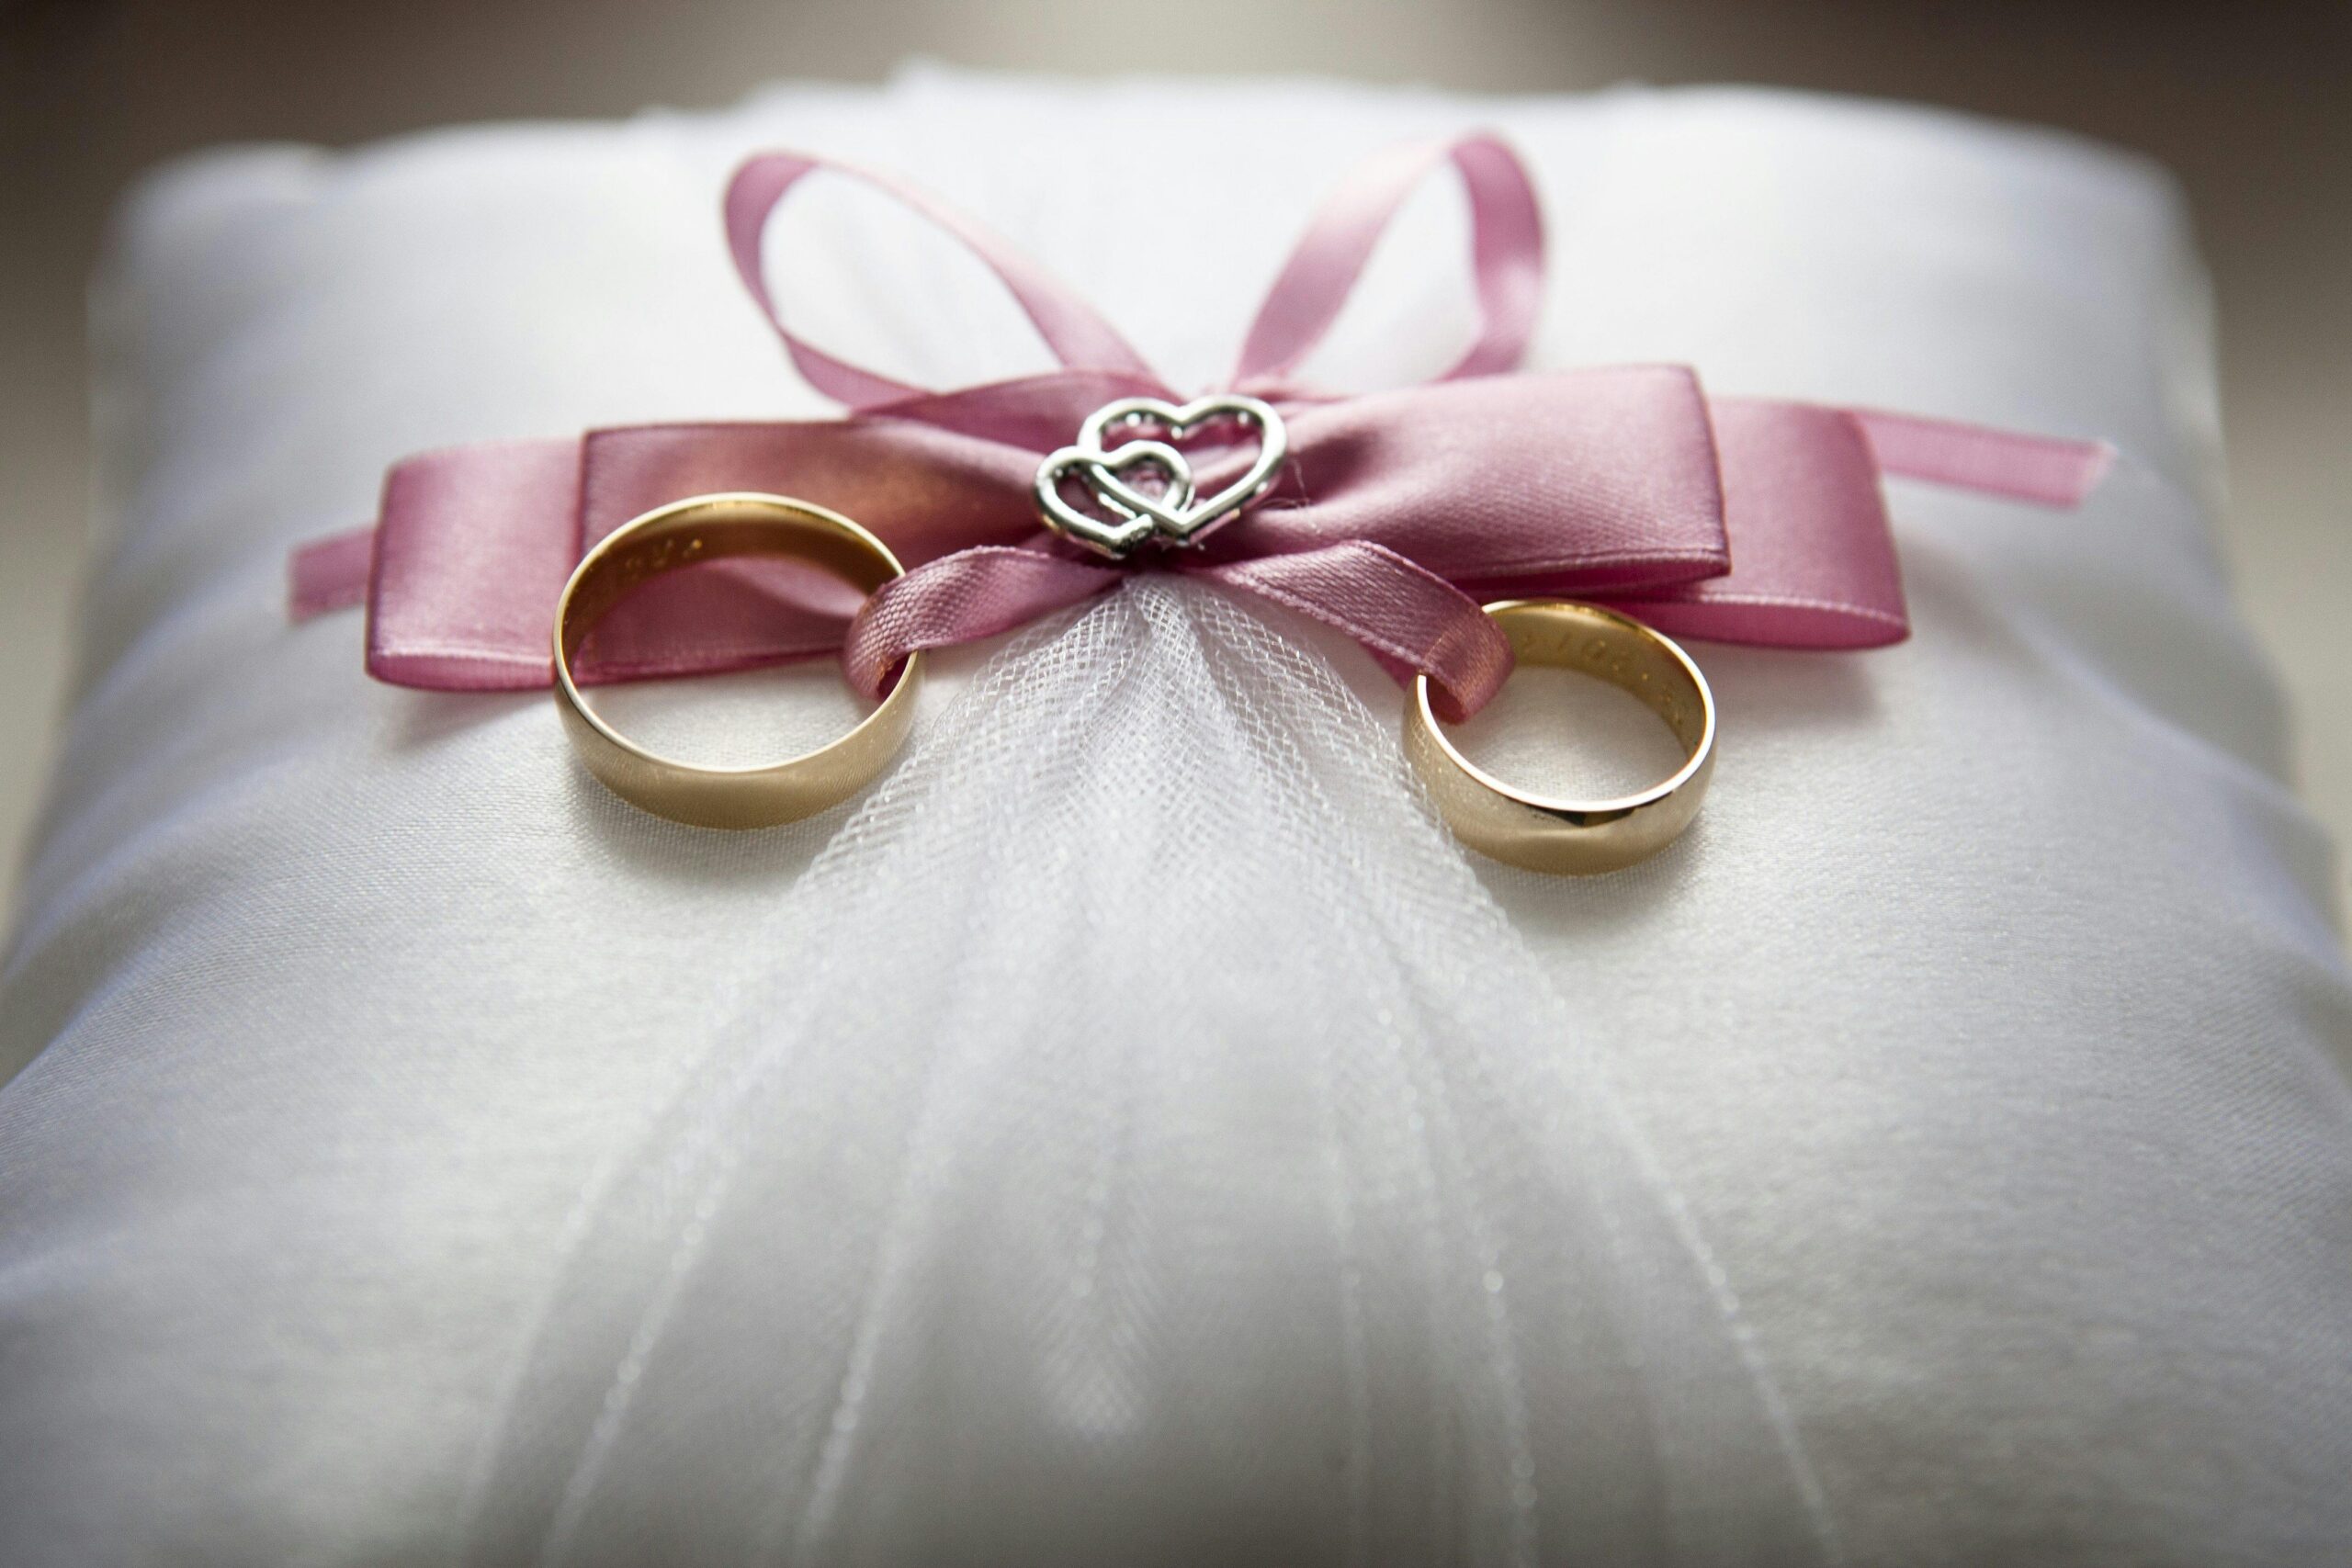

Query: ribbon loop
left=726, top=152, right=1160, bottom=411
left=1231, top=132, right=1546, bottom=389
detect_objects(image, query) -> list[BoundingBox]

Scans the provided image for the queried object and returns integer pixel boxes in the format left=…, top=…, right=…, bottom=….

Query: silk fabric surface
left=3, top=67, right=2350, bottom=1566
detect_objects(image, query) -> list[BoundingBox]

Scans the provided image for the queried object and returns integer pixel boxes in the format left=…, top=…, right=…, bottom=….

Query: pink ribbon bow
left=290, top=134, right=2111, bottom=720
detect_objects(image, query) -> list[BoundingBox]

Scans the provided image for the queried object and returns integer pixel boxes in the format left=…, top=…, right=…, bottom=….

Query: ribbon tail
left=842, top=545, right=1124, bottom=701
left=1193, top=541, right=1512, bottom=723
left=1848, top=406, right=2113, bottom=506
left=1606, top=400, right=2112, bottom=650
left=289, top=526, right=377, bottom=620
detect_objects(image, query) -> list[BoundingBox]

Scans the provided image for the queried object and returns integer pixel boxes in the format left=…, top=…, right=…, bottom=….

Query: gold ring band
left=552, top=492, right=920, bottom=829
left=1405, top=600, right=1715, bottom=874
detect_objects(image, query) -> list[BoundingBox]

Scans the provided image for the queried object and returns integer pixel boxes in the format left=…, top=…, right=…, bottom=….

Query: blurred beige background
left=3, top=0, right=2347, bottom=921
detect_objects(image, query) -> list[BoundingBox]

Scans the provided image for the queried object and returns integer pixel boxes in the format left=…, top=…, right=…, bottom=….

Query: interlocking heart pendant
left=1033, top=394, right=1288, bottom=558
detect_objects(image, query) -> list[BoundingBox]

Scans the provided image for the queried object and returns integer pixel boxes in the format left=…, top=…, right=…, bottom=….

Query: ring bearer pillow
left=4, top=67, right=2349, bottom=1567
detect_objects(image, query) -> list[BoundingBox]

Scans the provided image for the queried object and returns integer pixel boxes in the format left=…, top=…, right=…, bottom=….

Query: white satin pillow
left=3, top=68, right=2349, bottom=1567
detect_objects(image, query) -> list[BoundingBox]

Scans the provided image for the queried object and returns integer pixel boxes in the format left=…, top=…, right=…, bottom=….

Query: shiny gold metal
left=552, top=492, right=920, bottom=829
left=1405, top=600, right=1715, bottom=874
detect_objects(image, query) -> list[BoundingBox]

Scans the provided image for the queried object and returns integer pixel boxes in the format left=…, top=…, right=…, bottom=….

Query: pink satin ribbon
left=290, top=133, right=2111, bottom=720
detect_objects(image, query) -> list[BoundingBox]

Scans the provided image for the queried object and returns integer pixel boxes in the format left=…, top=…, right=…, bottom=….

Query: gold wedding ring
left=1405, top=600, right=1715, bottom=874
left=552, top=492, right=920, bottom=829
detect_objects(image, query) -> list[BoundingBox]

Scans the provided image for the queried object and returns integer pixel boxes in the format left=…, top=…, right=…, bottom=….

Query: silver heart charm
left=1033, top=394, right=1287, bottom=558
left=1034, top=439, right=1193, bottom=558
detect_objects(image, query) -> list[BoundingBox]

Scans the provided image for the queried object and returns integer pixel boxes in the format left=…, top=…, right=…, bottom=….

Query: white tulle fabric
left=465, top=582, right=1828, bottom=1567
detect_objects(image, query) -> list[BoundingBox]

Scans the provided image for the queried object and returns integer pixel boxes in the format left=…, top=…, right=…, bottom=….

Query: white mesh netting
left=459, top=580, right=1838, bottom=1567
